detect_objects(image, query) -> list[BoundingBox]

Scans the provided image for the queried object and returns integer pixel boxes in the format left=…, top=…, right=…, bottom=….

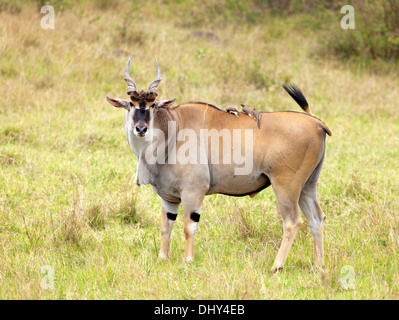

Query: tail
left=282, top=84, right=313, bottom=115
left=282, top=84, right=332, bottom=136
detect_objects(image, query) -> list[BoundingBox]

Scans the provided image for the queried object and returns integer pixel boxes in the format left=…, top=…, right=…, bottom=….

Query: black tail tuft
left=282, top=84, right=310, bottom=113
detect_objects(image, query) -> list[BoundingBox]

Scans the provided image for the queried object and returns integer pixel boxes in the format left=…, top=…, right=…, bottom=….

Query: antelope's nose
left=136, top=126, right=147, bottom=136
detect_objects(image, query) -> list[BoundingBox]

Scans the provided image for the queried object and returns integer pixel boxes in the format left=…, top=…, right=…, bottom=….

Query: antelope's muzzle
left=135, top=125, right=148, bottom=137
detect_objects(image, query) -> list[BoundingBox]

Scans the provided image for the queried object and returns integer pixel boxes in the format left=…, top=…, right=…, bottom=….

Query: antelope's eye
left=151, top=104, right=155, bottom=108
left=129, top=102, right=133, bottom=107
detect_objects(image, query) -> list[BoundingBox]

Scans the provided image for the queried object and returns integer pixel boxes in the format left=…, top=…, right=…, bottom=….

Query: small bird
left=240, top=104, right=253, bottom=118
left=252, top=108, right=262, bottom=128
left=225, top=106, right=239, bottom=118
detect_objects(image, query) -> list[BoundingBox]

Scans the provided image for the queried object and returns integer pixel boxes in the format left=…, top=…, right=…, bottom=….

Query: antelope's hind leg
left=159, top=199, right=180, bottom=260
left=298, top=159, right=327, bottom=267
left=271, top=181, right=303, bottom=273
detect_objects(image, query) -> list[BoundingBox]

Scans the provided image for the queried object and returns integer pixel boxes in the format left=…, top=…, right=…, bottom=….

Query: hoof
left=158, top=253, right=169, bottom=260
left=271, top=266, right=284, bottom=273
left=184, top=256, right=194, bottom=263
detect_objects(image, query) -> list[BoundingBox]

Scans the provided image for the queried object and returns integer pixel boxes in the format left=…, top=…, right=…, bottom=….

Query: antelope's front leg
left=181, top=192, right=205, bottom=262
left=159, top=199, right=180, bottom=260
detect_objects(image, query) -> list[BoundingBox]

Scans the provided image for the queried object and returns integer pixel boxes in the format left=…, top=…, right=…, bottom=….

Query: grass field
left=1, top=1, right=398, bottom=299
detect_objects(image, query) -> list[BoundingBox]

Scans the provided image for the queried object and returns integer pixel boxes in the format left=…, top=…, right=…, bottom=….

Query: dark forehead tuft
left=130, top=90, right=157, bottom=102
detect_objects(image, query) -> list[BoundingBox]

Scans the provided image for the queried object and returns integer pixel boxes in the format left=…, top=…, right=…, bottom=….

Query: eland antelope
left=106, top=59, right=331, bottom=272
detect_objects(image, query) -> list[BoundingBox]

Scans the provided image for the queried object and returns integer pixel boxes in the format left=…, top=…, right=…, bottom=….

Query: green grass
left=0, top=1, right=398, bottom=299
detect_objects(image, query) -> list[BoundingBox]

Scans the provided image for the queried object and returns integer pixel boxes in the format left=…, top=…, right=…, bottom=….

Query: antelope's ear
left=106, top=96, right=130, bottom=110
left=157, top=98, right=176, bottom=109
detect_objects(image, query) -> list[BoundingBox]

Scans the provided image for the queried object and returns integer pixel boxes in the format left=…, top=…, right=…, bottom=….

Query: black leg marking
left=167, top=212, right=177, bottom=221
left=190, top=212, right=200, bottom=222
